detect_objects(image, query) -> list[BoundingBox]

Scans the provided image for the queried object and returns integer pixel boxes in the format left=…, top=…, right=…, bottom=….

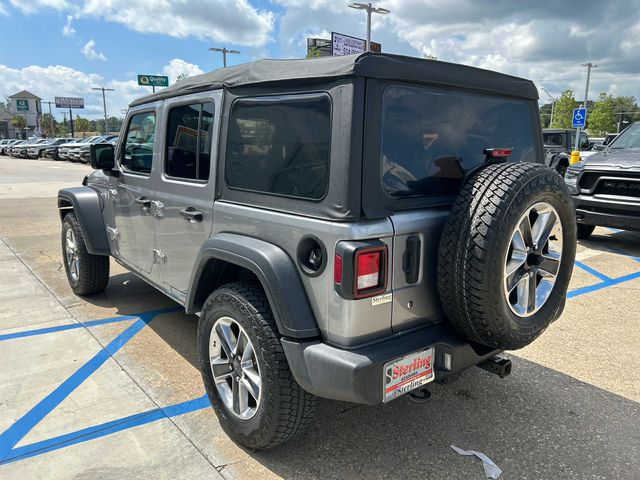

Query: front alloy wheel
left=209, top=316, right=262, bottom=420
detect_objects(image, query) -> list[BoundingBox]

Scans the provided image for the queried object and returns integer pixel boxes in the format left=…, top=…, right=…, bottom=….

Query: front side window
left=226, top=94, right=331, bottom=200
left=381, top=85, right=537, bottom=198
left=543, top=133, right=563, bottom=146
left=122, top=111, right=156, bottom=174
left=165, top=102, right=214, bottom=181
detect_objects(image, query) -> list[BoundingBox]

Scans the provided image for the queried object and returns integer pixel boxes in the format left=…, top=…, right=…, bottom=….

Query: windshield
left=381, top=84, right=538, bottom=198
left=610, top=122, right=640, bottom=149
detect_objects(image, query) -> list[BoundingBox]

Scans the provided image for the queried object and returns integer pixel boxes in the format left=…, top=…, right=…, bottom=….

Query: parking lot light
left=208, top=47, right=241, bottom=68
left=348, top=2, right=390, bottom=52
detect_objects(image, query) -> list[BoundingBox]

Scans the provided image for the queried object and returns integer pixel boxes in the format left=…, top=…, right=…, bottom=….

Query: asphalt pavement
left=0, top=157, right=638, bottom=479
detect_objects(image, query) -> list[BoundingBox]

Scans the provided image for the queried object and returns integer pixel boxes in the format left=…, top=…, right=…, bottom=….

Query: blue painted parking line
left=0, top=315, right=139, bottom=342
left=568, top=270, right=640, bottom=299
left=1, top=395, right=210, bottom=465
left=0, top=306, right=180, bottom=463
left=574, top=260, right=613, bottom=282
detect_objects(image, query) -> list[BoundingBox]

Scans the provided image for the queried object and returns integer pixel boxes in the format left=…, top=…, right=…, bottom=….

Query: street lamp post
left=574, top=62, right=598, bottom=151
left=92, top=87, right=115, bottom=134
left=541, top=87, right=556, bottom=127
left=209, top=47, right=241, bottom=68
left=348, top=2, right=390, bottom=52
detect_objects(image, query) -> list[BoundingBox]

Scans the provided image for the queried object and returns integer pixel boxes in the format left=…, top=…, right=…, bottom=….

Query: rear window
left=226, top=94, right=331, bottom=200
left=381, top=85, right=537, bottom=198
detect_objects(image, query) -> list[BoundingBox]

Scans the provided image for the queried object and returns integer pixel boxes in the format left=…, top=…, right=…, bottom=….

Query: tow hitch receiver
left=408, top=387, right=432, bottom=404
left=477, top=355, right=512, bottom=378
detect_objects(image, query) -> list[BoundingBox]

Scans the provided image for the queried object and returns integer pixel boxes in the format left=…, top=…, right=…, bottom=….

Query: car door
left=111, top=107, right=160, bottom=275
left=154, top=92, right=221, bottom=298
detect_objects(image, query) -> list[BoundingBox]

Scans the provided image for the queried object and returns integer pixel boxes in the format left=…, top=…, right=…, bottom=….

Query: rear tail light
left=334, top=241, right=388, bottom=299
left=483, top=148, right=513, bottom=158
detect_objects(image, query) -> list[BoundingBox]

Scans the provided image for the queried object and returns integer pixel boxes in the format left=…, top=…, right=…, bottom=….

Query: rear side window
left=226, top=94, right=331, bottom=200
left=381, top=85, right=537, bottom=198
left=122, top=111, right=156, bottom=174
left=543, top=133, right=563, bottom=146
left=165, top=102, right=214, bottom=181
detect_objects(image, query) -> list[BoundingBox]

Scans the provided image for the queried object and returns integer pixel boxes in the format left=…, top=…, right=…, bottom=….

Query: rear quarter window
left=381, top=85, right=538, bottom=198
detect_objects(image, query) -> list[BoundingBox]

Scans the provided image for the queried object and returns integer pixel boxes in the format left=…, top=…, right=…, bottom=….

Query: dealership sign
left=55, top=97, right=85, bottom=109
left=137, top=75, right=169, bottom=87
left=15, top=99, right=29, bottom=111
left=331, top=32, right=381, bottom=56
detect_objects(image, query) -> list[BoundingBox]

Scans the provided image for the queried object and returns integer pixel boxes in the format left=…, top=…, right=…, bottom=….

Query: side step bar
left=477, top=355, right=512, bottom=378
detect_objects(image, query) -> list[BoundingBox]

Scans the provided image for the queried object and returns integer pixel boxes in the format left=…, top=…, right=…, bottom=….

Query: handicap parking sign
left=572, top=108, right=587, bottom=128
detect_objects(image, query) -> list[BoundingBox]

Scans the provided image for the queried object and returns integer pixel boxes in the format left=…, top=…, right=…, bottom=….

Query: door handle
left=135, top=196, right=151, bottom=209
left=179, top=207, right=203, bottom=223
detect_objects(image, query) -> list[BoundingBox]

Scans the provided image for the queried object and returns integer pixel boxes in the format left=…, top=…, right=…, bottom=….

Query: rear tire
left=61, top=213, right=110, bottom=295
left=198, top=282, right=316, bottom=449
left=438, top=163, right=576, bottom=350
left=577, top=224, right=595, bottom=240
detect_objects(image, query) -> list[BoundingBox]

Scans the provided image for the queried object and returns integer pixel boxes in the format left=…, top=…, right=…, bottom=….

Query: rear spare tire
left=438, top=163, right=576, bottom=350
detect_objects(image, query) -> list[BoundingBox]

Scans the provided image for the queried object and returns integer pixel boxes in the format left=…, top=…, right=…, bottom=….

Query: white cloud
left=62, top=14, right=75, bottom=36
left=163, top=58, right=204, bottom=84
left=0, top=3, right=8, bottom=16
left=8, top=0, right=68, bottom=14
left=81, top=40, right=107, bottom=61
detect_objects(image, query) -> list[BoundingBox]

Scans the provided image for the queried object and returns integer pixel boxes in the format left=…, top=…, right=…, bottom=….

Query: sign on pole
left=137, top=75, right=169, bottom=88
left=331, top=32, right=381, bottom=56
left=55, top=97, right=85, bottom=109
left=16, top=99, right=29, bottom=112
left=572, top=108, right=587, bottom=128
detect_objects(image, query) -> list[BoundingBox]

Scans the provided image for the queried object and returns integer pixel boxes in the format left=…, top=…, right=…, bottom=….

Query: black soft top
left=130, top=52, right=538, bottom=107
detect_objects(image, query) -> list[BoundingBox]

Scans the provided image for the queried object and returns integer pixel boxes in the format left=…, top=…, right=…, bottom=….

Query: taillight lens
left=356, top=251, right=381, bottom=290
left=334, top=254, right=343, bottom=284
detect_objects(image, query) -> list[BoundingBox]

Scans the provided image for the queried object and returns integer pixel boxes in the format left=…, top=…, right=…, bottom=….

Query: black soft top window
left=381, top=85, right=537, bottom=198
left=225, top=93, right=331, bottom=200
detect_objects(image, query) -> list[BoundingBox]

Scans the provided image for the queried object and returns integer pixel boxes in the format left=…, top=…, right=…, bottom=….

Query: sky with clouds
left=1, top=0, right=639, bottom=119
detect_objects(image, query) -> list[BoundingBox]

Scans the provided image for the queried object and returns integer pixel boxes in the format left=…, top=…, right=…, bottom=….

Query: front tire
left=198, top=283, right=316, bottom=449
left=61, top=213, right=110, bottom=295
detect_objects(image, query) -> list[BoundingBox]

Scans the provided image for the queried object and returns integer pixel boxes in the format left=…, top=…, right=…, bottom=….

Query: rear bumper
left=282, top=324, right=500, bottom=405
left=573, top=194, right=640, bottom=231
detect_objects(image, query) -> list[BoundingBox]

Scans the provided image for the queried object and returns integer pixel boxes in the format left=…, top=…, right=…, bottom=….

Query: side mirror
left=90, top=143, right=115, bottom=171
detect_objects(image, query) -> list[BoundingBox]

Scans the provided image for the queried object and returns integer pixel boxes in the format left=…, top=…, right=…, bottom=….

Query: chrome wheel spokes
left=504, top=202, right=563, bottom=317
left=65, top=229, right=80, bottom=281
left=209, top=317, right=261, bottom=420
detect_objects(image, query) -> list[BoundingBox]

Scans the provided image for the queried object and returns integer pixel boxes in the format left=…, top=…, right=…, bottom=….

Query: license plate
left=383, top=348, right=434, bottom=403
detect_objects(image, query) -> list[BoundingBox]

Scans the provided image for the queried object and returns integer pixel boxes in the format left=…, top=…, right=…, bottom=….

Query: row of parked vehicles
left=0, top=135, right=118, bottom=163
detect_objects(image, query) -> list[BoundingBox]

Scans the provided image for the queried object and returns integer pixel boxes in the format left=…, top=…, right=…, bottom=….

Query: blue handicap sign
left=572, top=108, right=587, bottom=128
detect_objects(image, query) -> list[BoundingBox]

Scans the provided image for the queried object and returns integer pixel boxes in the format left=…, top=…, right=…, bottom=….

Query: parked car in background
left=77, top=135, right=118, bottom=163
left=543, top=128, right=595, bottom=176
left=58, top=137, right=99, bottom=161
left=565, top=121, right=640, bottom=238
left=43, top=138, right=77, bottom=160
left=6, top=140, right=26, bottom=156
left=27, top=139, right=55, bottom=159
left=593, top=133, right=619, bottom=151
left=11, top=139, right=42, bottom=158
left=0, top=139, right=19, bottom=155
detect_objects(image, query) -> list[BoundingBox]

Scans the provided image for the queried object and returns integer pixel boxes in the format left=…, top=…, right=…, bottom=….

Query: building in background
left=0, top=106, right=12, bottom=139
left=8, top=90, right=42, bottom=138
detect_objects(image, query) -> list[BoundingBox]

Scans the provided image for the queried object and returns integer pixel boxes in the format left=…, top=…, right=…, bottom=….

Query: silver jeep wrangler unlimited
left=58, top=53, right=576, bottom=449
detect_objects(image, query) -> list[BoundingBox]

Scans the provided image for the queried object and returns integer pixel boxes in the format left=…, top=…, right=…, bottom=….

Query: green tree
left=539, top=103, right=553, bottom=128
left=174, top=73, right=189, bottom=84
left=306, top=46, right=322, bottom=59
left=40, top=113, right=57, bottom=137
left=588, top=93, right=616, bottom=136
left=75, top=115, right=90, bottom=137
left=10, top=114, right=26, bottom=131
left=56, top=123, right=69, bottom=136
left=550, top=90, right=579, bottom=129
left=423, top=53, right=438, bottom=60
left=611, top=96, right=640, bottom=131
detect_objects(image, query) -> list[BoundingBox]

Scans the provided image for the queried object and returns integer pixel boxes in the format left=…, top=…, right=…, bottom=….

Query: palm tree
left=10, top=115, right=27, bottom=138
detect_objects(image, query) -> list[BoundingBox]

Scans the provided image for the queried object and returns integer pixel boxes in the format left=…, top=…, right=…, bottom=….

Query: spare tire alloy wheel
left=504, top=202, right=563, bottom=317
left=209, top=317, right=262, bottom=420
left=438, top=163, right=576, bottom=350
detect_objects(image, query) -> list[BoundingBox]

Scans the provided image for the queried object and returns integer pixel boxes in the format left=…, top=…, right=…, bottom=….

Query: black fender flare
left=186, top=233, right=320, bottom=339
left=58, top=187, right=110, bottom=256
left=550, top=154, right=568, bottom=172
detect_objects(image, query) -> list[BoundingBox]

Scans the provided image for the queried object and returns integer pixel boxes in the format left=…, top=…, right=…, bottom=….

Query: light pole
left=541, top=87, right=556, bottom=127
left=42, top=101, right=56, bottom=137
left=92, top=87, right=115, bottom=134
left=348, top=2, right=390, bottom=52
left=574, top=62, right=598, bottom=151
left=209, top=47, right=240, bottom=68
